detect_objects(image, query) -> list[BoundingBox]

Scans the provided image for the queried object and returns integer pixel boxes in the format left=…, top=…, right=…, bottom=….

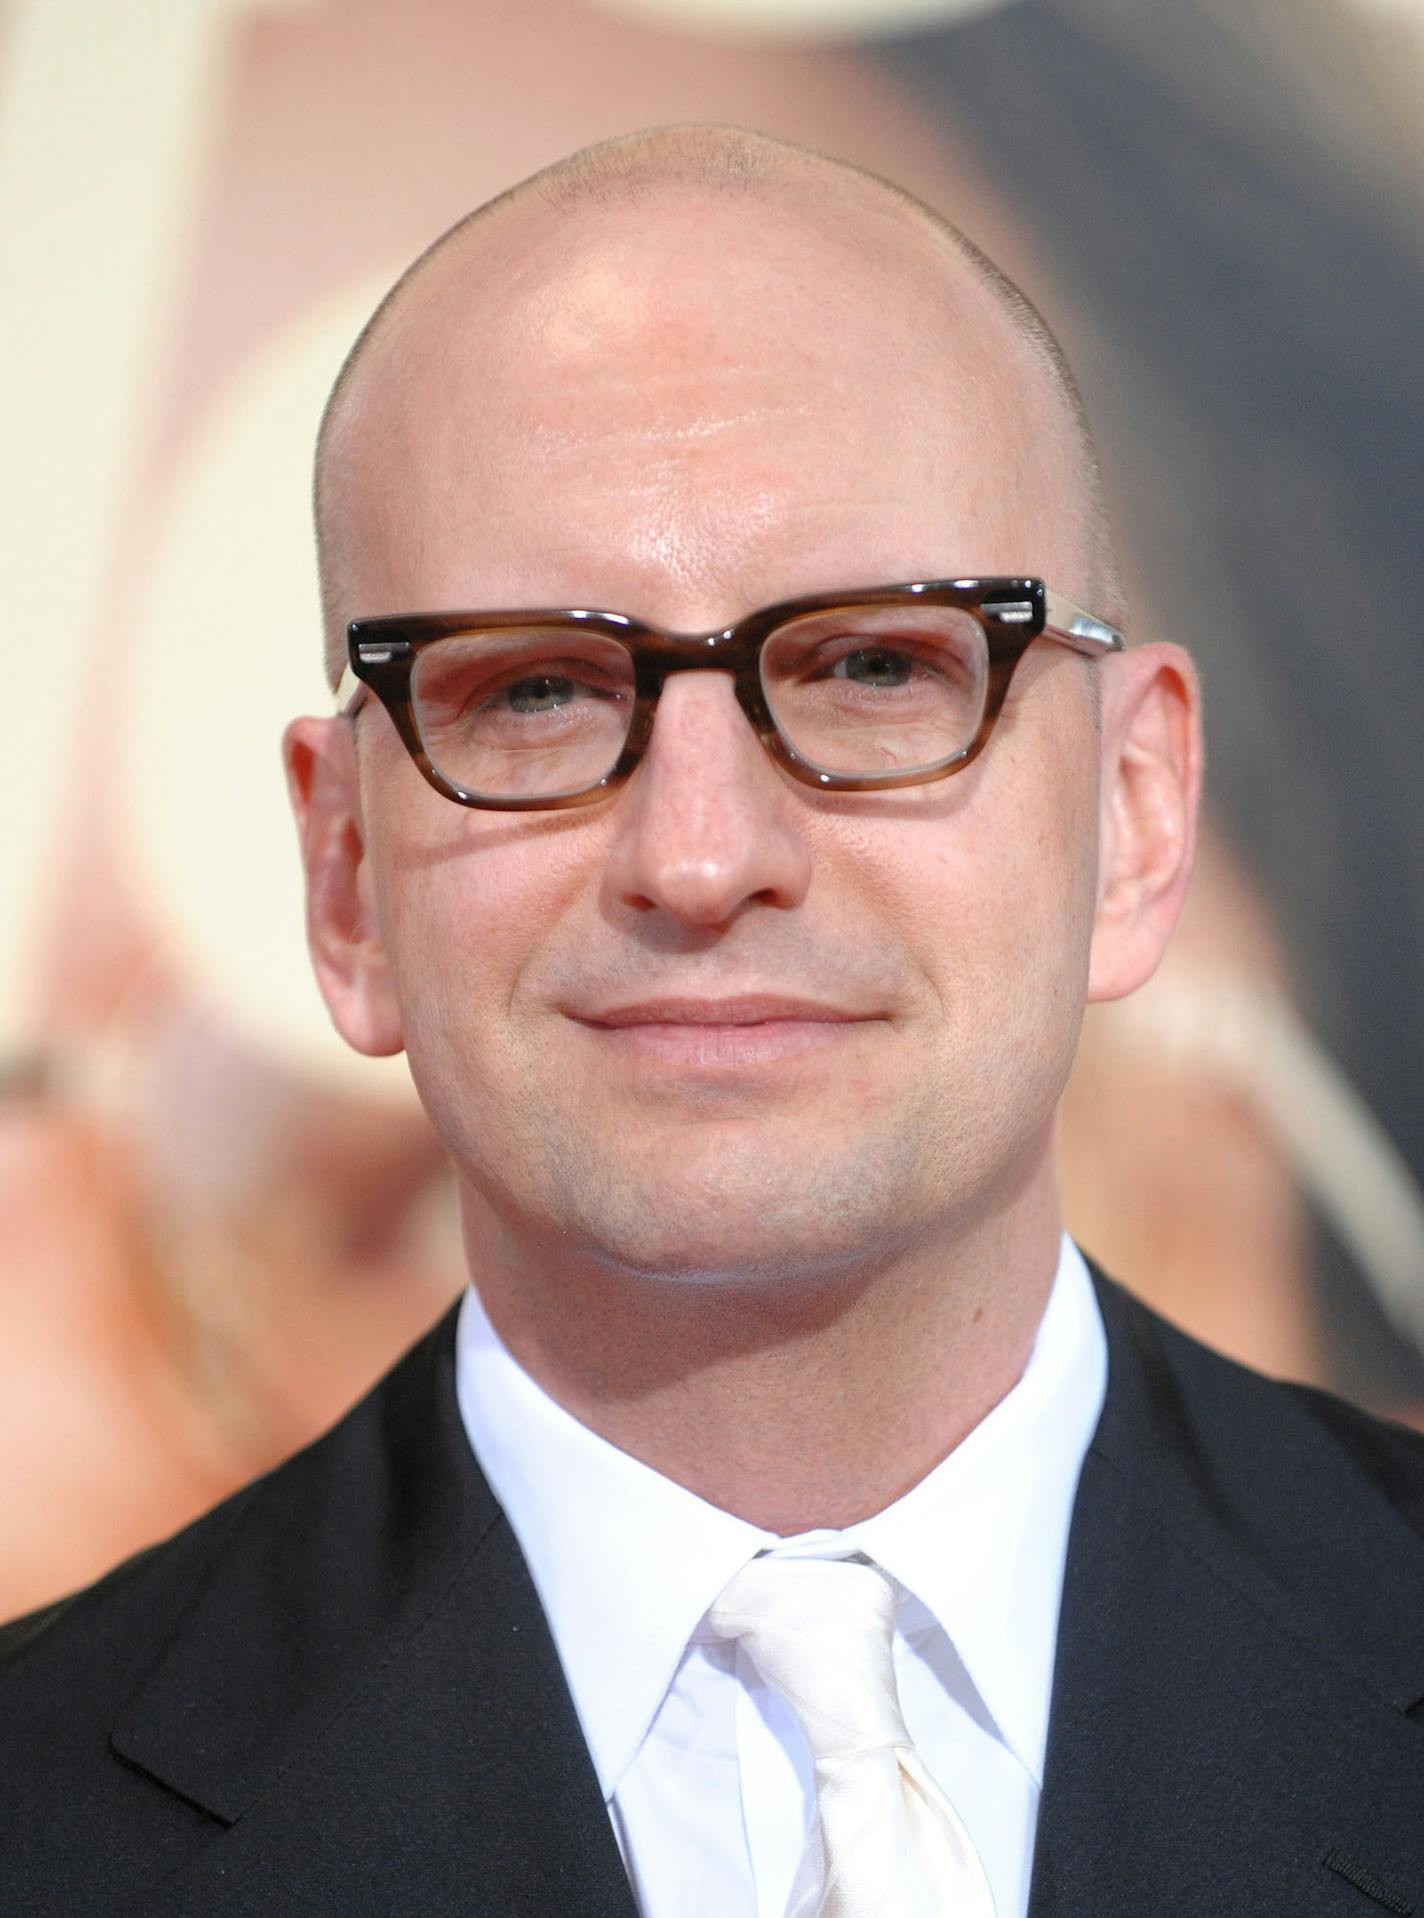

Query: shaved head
left=314, top=124, right=1120, bottom=687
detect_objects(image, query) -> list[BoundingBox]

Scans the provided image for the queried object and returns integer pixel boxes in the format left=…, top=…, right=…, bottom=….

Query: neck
left=462, top=1173, right=1063, bottom=1533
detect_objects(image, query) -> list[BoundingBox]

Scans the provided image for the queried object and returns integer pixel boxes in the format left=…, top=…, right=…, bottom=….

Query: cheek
left=364, top=783, right=597, bottom=1049
left=853, top=726, right=1100, bottom=1031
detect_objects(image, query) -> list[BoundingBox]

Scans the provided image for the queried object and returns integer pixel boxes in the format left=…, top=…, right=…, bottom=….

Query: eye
left=503, top=674, right=582, bottom=713
left=827, top=647, right=915, bottom=689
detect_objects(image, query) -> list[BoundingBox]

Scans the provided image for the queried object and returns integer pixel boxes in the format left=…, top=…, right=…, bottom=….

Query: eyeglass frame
left=334, top=577, right=1125, bottom=812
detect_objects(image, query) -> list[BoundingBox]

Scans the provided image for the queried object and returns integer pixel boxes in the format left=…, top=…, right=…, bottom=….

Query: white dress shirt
left=455, top=1236, right=1107, bottom=1918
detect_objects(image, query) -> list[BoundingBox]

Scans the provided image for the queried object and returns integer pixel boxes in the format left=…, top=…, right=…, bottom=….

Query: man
left=5, top=125, right=1423, bottom=1918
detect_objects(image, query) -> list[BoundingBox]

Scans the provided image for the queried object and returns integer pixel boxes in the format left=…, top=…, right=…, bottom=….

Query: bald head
left=314, top=124, right=1119, bottom=687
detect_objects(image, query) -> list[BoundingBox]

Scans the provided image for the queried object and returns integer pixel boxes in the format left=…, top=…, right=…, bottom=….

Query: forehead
left=328, top=183, right=1090, bottom=624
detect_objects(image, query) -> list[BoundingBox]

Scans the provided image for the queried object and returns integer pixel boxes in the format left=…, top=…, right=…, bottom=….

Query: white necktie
left=708, top=1554, right=997, bottom=1918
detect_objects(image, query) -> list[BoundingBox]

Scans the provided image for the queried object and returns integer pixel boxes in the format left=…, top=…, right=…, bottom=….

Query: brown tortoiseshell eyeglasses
left=335, top=578, right=1124, bottom=811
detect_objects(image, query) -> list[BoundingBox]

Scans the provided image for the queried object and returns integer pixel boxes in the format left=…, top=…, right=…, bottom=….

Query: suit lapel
left=110, top=1308, right=638, bottom=1918
left=1028, top=1272, right=1424, bottom=1918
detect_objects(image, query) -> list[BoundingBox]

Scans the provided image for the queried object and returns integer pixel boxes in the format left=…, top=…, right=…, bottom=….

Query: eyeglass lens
left=408, top=602, right=991, bottom=800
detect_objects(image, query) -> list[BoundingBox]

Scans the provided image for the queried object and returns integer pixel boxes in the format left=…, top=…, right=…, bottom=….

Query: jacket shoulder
left=1098, top=1268, right=1424, bottom=1516
left=0, top=1479, right=258, bottom=1692
left=0, top=1302, right=476, bottom=1917
left=0, top=1483, right=263, bottom=1916
left=1089, top=1266, right=1424, bottom=1687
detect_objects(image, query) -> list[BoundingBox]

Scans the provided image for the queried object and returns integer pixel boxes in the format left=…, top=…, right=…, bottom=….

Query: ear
left=1087, top=641, right=1203, bottom=1003
left=282, top=715, right=405, bottom=1056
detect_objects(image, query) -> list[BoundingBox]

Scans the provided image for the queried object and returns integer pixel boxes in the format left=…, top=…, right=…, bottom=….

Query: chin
left=563, top=1144, right=923, bottom=1291
left=587, top=1215, right=877, bottom=1292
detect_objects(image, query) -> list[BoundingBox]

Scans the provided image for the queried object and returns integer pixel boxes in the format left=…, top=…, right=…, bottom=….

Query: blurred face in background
left=299, top=169, right=1143, bottom=1294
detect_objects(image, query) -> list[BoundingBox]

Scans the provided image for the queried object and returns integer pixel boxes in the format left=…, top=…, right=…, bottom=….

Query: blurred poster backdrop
left=2, top=0, right=1422, bottom=1618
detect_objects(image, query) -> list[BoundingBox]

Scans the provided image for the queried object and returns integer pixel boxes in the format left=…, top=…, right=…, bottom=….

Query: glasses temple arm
left=1043, top=589, right=1125, bottom=655
left=334, top=664, right=369, bottom=714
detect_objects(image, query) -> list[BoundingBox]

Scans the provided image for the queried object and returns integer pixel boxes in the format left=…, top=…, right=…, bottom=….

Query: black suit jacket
left=5, top=1265, right=1424, bottom=1917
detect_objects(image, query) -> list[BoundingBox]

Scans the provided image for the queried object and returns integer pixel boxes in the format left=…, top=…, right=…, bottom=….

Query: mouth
left=568, top=995, right=879, bottom=1069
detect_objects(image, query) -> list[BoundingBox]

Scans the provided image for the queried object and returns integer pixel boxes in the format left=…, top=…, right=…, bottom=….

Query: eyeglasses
left=335, top=578, right=1124, bottom=811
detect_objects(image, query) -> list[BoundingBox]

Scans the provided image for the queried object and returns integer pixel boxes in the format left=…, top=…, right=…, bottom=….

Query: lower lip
left=581, top=1018, right=866, bottom=1068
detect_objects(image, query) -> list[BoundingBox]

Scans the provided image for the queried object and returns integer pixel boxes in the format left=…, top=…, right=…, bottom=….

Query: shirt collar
left=455, top=1235, right=1105, bottom=1799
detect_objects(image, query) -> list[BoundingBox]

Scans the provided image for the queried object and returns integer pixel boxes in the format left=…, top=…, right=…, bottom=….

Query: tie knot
left=707, top=1554, right=909, bottom=1761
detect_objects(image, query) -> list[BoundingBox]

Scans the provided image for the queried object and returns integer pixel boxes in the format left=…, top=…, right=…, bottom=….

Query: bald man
left=5, top=128, right=1424, bottom=1918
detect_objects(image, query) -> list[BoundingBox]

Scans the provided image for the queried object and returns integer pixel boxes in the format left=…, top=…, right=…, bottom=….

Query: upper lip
left=573, top=995, right=872, bottom=1027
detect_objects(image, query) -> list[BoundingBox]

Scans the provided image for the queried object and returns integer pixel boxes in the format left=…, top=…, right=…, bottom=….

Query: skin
left=286, top=155, right=1201, bottom=1531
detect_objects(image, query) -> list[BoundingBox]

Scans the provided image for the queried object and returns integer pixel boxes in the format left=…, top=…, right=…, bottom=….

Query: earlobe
left=1086, top=642, right=1203, bottom=1004
left=282, top=716, right=405, bottom=1057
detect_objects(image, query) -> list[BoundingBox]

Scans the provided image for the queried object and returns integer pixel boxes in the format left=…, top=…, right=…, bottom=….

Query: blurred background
left=2, top=0, right=1422, bottom=1620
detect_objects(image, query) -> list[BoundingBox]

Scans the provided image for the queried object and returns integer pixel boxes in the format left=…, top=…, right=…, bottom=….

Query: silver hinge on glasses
left=985, top=600, right=1035, bottom=624
left=357, top=640, right=412, bottom=664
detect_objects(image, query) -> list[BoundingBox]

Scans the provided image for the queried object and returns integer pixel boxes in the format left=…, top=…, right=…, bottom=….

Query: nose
left=602, top=671, right=813, bottom=928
